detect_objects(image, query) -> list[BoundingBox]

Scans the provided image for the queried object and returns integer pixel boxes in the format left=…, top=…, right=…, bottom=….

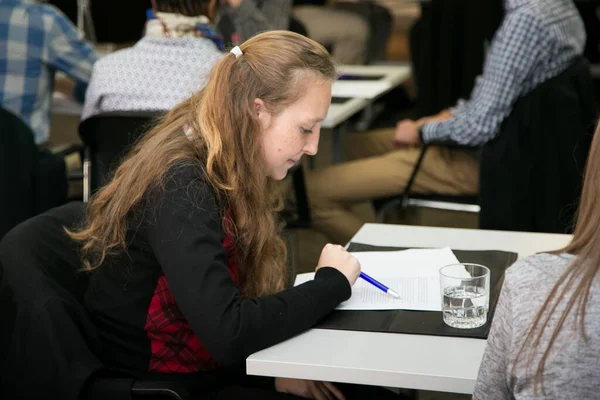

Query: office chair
left=0, top=202, right=235, bottom=399
left=0, top=107, right=78, bottom=239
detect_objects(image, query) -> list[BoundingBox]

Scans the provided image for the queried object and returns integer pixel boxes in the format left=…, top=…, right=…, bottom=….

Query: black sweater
left=84, top=164, right=350, bottom=375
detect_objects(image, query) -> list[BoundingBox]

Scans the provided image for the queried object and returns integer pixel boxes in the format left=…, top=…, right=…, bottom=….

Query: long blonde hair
left=69, top=31, right=336, bottom=297
left=514, top=121, right=598, bottom=392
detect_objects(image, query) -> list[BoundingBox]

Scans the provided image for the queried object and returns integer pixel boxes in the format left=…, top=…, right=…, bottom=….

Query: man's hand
left=275, top=378, right=346, bottom=400
left=227, top=0, right=243, bottom=7
left=393, top=119, right=421, bottom=148
left=393, top=109, right=453, bottom=148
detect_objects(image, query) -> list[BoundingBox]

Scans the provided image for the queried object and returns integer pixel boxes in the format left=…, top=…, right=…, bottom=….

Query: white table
left=247, top=223, right=572, bottom=394
left=323, top=97, right=368, bottom=129
left=324, top=64, right=411, bottom=163
left=332, top=64, right=412, bottom=101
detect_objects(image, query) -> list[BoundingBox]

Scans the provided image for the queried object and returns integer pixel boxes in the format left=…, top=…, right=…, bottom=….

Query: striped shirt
left=422, top=0, right=586, bottom=146
left=0, top=0, right=97, bottom=144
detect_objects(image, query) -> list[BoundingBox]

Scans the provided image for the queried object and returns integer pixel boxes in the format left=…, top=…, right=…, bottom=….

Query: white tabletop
left=351, top=223, right=572, bottom=259
left=323, top=64, right=411, bottom=129
left=247, top=223, right=572, bottom=394
left=332, top=64, right=412, bottom=100
left=323, top=97, right=368, bottom=129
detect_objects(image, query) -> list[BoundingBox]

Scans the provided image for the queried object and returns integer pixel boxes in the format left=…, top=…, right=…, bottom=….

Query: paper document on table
left=331, top=80, right=392, bottom=99
left=294, top=248, right=460, bottom=311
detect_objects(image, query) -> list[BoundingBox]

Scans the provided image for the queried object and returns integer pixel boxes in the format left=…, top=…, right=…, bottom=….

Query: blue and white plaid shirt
left=0, top=0, right=97, bottom=144
left=422, top=0, right=586, bottom=146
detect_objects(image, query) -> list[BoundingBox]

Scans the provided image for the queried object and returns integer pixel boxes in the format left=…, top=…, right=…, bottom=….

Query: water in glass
left=442, top=285, right=488, bottom=329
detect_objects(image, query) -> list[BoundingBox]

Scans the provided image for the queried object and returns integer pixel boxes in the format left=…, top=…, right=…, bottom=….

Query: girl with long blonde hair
left=70, top=31, right=367, bottom=399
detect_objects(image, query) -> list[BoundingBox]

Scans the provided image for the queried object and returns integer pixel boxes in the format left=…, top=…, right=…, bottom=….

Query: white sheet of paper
left=294, top=248, right=460, bottom=311
left=331, top=80, right=392, bottom=99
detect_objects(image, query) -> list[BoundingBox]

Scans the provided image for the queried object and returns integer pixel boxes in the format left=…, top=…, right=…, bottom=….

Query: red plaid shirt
left=143, top=229, right=240, bottom=373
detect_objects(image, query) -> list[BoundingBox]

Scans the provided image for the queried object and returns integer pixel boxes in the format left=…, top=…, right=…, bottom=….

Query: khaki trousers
left=306, top=129, right=479, bottom=244
left=292, top=6, right=368, bottom=65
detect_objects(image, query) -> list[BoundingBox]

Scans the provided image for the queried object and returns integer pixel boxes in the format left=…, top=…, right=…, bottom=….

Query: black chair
left=574, top=0, right=600, bottom=64
left=0, top=107, right=75, bottom=239
left=376, top=57, right=596, bottom=233
left=0, top=202, right=235, bottom=399
left=410, top=0, right=504, bottom=117
left=78, top=112, right=158, bottom=200
left=288, top=17, right=308, bottom=37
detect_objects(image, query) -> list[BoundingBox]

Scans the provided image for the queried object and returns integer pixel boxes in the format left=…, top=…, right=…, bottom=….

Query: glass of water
left=440, top=263, right=490, bottom=329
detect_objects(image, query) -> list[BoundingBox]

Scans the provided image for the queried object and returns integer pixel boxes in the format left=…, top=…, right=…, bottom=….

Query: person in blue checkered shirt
left=307, top=0, right=586, bottom=245
left=0, top=0, right=97, bottom=145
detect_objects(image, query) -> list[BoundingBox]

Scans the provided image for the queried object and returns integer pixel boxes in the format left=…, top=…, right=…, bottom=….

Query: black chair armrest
left=403, top=141, right=478, bottom=201
left=400, top=144, right=429, bottom=204
left=85, top=377, right=195, bottom=400
left=373, top=141, right=478, bottom=214
left=131, top=381, right=193, bottom=400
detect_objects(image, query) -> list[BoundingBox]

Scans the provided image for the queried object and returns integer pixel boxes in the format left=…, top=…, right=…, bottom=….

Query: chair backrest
left=0, top=107, right=68, bottom=239
left=0, top=108, right=38, bottom=239
left=410, top=0, right=504, bottom=117
left=0, top=202, right=103, bottom=400
left=79, top=113, right=159, bottom=194
left=479, top=57, right=597, bottom=233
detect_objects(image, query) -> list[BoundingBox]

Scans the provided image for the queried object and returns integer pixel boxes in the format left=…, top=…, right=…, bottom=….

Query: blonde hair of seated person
left=68, top=31, right=336, bottom=298
left=514, top=122, right=600, bottom=393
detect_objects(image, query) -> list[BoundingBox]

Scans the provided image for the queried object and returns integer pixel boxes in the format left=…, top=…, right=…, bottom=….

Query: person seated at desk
left=473, top=119, right=600, bottom=399
left=0, top=0, right=97, bottom=145
left=294, top=0, right=393, bottom=64
left=81, top=0, right=224, bottom=120
left=222, top=0, right=389, bottom=65
left=292, top=0, right=369, bottom=65
left=71, top=31, right=404, bottom=399
left=307, top=0, right=586, bottom=244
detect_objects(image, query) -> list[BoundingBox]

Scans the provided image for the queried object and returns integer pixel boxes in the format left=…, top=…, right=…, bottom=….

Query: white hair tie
left=230, top=46, right=243, bottom=58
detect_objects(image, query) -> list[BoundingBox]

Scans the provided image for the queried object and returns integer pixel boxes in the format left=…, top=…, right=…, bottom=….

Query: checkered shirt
left=422, top=0, right=586, bottom=146
left=0, top=1, right=97, bottom=144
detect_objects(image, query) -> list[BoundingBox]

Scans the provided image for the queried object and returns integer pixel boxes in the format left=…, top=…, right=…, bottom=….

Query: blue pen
left=360, top=272, right=400, bottom=299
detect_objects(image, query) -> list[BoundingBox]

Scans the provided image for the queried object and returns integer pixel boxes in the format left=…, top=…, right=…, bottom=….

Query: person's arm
left=42, top=6, right=97, bottom=97
left=226, top=0, right=293, bottom=42
left=145, top=164, right=351, bottom=366
left=421, top=13, right=545, bottom=146
left=472, top=269, right=515, bottom=399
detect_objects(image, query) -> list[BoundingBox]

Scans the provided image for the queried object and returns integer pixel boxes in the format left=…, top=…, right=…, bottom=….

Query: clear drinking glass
left=440, top=263, right=490, bottom=329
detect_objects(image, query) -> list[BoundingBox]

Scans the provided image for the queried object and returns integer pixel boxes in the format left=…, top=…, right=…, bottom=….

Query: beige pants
left=307, top=129, right=479, bottom=244
left=292, top=6, right=368, bottom=65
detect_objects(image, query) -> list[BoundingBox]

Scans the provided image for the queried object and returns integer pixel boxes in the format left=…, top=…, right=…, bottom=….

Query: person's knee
left=305, top=170, right=343, bottom=210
